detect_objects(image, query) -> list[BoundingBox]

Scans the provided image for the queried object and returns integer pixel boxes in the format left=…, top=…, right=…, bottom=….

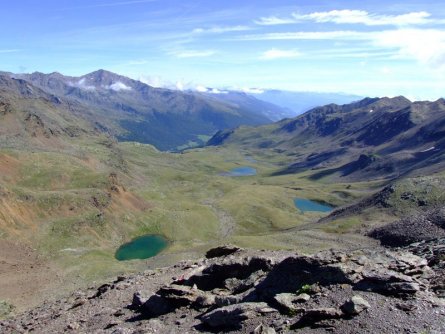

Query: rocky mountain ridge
left=208, top=96, right=445, bottom=181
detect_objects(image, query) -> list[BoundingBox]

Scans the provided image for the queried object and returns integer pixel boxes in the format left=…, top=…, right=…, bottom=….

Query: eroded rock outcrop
left=1, top=241, right=445, bottom=333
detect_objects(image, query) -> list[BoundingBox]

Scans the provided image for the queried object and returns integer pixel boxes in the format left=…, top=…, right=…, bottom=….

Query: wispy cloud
left=374, top=29, right=445, bottom=67
left=254, top=16, right=296, bottom=26
left=238, top=31, right=373, bottom=41
left=256, top=10, right=441, bottom=27
left=170, top=50, right=217, bottom=58
left=239, top=28, right=445, bottom=68
left=68, top=78, right=95, bottom=91
left=106, top=81, right=132, bottom=91
left=192, top=25, right=251, bottom=34
left=0, top=49, right=20, bottom=54
left=138, top=75, right=168, bottom=88
left=292, top=10, right=434, bottom=26
left=260, top=48, right=301, bottom=60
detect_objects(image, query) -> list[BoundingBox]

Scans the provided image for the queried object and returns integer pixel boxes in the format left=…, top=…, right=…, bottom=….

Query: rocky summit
left=2, top=239, right=444, bottom=333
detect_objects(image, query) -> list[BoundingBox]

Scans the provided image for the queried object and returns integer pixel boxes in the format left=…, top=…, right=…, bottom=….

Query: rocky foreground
left=1, top=240, right=445, bottom=334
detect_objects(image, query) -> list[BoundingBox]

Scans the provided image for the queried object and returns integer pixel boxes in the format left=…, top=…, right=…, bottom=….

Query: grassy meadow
left=0, top=138, right=410, bottom=294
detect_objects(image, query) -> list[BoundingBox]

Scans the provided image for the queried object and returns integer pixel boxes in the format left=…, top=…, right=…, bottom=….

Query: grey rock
left=214, top=287, right=258, bottom=306
left=341, top=295, right=370, bottom=315
left=301, top=307, right=343, bottom=321
left=397, top=253, right=428, bottom=269
left=131, top=291, right=149, bottom=309
left=201, top=302, right=276, bottom=328
left=141, top=294, right=171, bottom=316
left=67, top=322, right=80, bottom=330
left=254, top=323, right=277, bottom=334
left=111, top=327, right=131, bottom=334
left=274, top=293, right=299, bottom=313
left=71, top=298, right=87, bottom=309
left=195, top=294, right=216, bottom=308
left=224, top=270, right=266, bottom=293
left=215, top=294, right=243, bottom=307
left=295, top=293, right=311, bottom=302
left=386, top=282, right=420, bottom=294
left=205, top=245, right=241, bottom=259
left=158, top=284, right=204, bottom=306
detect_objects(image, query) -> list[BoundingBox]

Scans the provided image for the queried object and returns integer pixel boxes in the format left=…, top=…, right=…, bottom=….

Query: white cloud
left=176, top=81, right=184, bottom=91
left=170, top=50, right=216, bottom=58
left=138, top=75, right=197, bottom=91
left=240, top=87, right=264, bottom=94
left=195, top=85, right=208, bottom=92
left=254, top=16, right=297, bottom=26
left=373, top=29, right=445, bottom=67
left=138, top=75, right=168, bottom=88
left=256, top=10, right=440, bottom=27
left=69, top=78, right=95, bottom=91
left=292, top=10, right=433, bottom=26
left=192, top=25, right=251, bottom=34
left=238, top=28, right=445, bottom=68
left=208, top=88, right=228, bottom=94
left=260, top=48, right=301, bottom=60
left=175, top=79, right=196, bottom=91
left=239, top=30, right=373, bottom=41
left=106, top=81, right=132, bottom=91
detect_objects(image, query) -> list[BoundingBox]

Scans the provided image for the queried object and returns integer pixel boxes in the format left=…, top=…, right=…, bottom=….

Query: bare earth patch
left=0, top=239, right=62, bottom=313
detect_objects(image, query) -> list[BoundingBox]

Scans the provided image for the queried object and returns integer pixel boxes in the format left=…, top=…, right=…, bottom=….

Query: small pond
left=223, top=166, right=257, bottom=177
left=115, top=234, right=168, bottom=261
left=294, top=198, right=333, bottom=213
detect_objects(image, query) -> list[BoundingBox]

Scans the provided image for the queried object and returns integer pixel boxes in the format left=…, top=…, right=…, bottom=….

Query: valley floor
left=0, top=140, right=442, bottom=317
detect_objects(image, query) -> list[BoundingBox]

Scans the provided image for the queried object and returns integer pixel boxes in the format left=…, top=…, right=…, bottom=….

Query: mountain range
left=2, top=70, right=291, bottom=151
left=0, top=69, right=363, bottom=151
left=208, top=96, right=445, bottom=181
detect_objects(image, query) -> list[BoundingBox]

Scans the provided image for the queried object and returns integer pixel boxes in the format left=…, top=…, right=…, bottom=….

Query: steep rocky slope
left=2, top=241, right=444, bottom=333
left=0, top=74, right=102, bottom=150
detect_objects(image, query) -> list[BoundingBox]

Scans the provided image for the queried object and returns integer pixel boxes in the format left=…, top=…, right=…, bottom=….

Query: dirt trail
left=202, top=200, right=236, bottom=239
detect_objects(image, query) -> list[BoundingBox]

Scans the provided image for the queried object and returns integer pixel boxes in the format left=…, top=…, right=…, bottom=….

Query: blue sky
left=1, top=0, right=445, bottom=99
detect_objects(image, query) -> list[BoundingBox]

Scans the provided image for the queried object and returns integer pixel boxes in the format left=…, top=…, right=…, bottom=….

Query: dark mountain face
left=16, top=70, right=278, bottom=151
left=208, top=96, right=445, bottom=181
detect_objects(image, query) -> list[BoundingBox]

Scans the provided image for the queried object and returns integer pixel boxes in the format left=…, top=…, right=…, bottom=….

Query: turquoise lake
left=223, top=166, right=257, bottom=177
left=115, top=234, right=168, bottom=261
left=294, top=198, right=333, bottom=213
